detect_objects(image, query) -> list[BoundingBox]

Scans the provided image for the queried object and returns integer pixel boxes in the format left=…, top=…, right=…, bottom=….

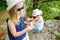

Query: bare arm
left=8, top=20, right=33, bottom=37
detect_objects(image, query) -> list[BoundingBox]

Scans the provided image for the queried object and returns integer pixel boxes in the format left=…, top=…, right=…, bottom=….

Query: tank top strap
left=6, top=18, right=9, bottom=23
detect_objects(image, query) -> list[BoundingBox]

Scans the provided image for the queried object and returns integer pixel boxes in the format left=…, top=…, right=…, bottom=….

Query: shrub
left=0, top=0, right=7, bottom=11
left=38, top=1, right=60, bottom=20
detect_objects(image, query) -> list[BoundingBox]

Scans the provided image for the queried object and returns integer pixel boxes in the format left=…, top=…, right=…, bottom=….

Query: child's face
left=33, top=15, right=40, bottom=19
left=36, top=15, right=40, bottom=18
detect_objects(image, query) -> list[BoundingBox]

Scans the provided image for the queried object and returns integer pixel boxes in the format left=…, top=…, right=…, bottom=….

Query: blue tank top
left=6, top=17, right=26, bottom=40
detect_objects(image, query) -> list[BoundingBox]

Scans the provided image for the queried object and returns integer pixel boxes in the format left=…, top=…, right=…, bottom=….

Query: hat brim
left=6, top=0, right=24, bottom=11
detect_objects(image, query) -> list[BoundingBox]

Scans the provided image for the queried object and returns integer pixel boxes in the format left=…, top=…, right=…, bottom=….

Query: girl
left=6, top=0, right=33, bottom=40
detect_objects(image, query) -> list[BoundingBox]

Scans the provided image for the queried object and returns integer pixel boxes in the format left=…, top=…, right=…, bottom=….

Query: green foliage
left=37, top=1, right=60, bottom=21
left=0, top=0, right=60, bottom=21
left=57, top=34, right=60, bottom=39
left=0, top=0, right=7, bottom=11
left=25, top=0, right=32, bottom=9
left=25, top=0, right=33, bottom=15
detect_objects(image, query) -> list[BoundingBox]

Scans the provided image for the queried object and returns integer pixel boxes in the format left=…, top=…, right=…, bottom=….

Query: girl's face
left=14, top=2, right=25, bottom=17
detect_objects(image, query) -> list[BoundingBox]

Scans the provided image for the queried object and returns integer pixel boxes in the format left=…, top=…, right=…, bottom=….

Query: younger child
left=32, top=9, right=44, bottom=31
left=25, top=9, right=44, bottom=31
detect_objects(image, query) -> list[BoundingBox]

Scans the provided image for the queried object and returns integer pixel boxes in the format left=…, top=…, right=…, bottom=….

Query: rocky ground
left=0, top=19, right=60, bottom=40
left=29, top=19, right=60, bottom=40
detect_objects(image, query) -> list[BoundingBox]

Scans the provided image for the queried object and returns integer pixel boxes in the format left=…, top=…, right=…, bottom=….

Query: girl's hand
left=25, top=21, right=30, bottom=26
left=26, top=22, right=33, bottom=31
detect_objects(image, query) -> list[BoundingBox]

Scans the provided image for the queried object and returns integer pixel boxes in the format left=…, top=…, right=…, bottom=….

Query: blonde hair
left=8, top=2, right=26, bottom=25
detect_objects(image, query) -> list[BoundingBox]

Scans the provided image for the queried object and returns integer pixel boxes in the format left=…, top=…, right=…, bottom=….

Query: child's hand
left=26, top=18, right=31, bottom=22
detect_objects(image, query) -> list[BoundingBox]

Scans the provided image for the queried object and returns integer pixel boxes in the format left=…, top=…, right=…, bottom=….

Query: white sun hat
left=32, top=9, right=42, bottom=16
left=6, top=0, right=25, bottom=11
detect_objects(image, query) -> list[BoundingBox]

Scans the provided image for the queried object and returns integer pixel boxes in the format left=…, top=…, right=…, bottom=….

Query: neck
left=17, top=15, right=21, bottom=19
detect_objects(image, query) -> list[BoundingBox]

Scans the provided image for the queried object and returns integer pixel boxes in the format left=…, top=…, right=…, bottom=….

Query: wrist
left=24, top=28, right=28, bottom=32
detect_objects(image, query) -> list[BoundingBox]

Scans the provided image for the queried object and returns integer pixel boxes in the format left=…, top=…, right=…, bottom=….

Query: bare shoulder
left=8, top=19, right=15, bottom=27
left=8, top=19, right=13, bottom=24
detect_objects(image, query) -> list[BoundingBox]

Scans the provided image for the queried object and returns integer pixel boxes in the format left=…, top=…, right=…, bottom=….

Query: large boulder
left=29, top=19, right=60, bottom=40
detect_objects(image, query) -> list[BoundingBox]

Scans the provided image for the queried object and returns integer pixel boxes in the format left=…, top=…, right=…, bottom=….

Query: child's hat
left=6, top=0, right=25, bottom=11
left=32, top=9, right=42, bottom=16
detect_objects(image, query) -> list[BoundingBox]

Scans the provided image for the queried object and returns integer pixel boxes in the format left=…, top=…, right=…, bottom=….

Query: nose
left=20, top=9, right=23, bottom=13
